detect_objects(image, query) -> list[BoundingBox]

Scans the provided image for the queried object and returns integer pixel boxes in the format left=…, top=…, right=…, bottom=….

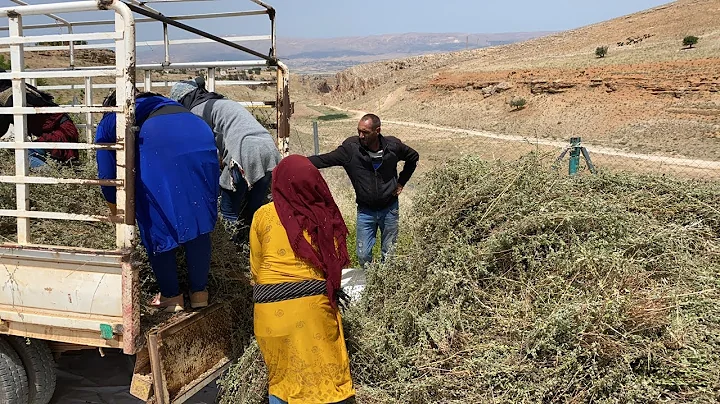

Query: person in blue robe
left=96, top=91, right=219, bottom=312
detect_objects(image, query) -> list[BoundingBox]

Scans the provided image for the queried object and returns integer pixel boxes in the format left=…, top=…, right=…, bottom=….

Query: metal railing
left=0, top=0, right=291, bottom=249
left=0, top=0, right=291, bottom=154
left=0, top=0, right=137, bottom=249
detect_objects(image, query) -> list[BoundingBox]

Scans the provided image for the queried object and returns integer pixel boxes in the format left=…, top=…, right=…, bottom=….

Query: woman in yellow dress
left=250, top=154, right=356, bottom=404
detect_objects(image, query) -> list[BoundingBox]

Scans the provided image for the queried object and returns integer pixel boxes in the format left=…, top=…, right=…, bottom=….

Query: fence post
left=569, top=137, right=581, bottom=176
left=313, top=121, right=319, bottom=155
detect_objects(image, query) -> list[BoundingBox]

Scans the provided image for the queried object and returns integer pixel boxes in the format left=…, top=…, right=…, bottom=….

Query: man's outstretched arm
left=308, top=144, right=350, bottom=169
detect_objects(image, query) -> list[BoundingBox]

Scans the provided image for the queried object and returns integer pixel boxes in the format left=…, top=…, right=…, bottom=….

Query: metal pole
left=84, top=77, right=92, bottom=143
left=313, top=121, right=319, bottom=155
left=207, top=67, right=215, bottom=92
left=162, top=22, right=170, bottom=66
left=9, top=14, right=29, bottom=244
left=68, top=25, right=75, bottom=68
left=144, top=69, right=151, bottom=92
left=107, top=2, right=137, bottom=249
left=569, top=137, right=581, bottom=176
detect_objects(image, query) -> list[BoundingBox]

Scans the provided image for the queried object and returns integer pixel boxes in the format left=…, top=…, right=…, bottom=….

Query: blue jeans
left=28, top=148, right=47, bottom=168
left=220, top=167, right=272, bottom=224
left=356, top=200, right=399, bottom=267
left=147, top=233, right=212, bottom=297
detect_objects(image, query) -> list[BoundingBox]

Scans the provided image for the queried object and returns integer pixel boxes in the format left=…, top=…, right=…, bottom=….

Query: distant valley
left=139, top=31, right=553, bottom=74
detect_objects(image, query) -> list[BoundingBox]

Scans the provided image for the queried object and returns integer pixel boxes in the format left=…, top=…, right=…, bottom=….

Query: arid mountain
left=308, top=0, right=720, bottom=162
left=138, top=32, right=552, bottom=74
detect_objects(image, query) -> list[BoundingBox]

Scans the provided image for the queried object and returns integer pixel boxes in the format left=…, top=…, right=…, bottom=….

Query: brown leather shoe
left=149, top=293, right=184, bottom=313
left=190, top=290, right=209, bottom=309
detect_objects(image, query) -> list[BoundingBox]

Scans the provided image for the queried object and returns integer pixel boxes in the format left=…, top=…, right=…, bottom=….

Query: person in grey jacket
left=169, top=78, right=281, bottom=242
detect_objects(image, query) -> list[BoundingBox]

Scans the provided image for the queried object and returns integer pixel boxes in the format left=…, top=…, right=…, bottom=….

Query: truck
left=0, top=1, right=291, bottom=402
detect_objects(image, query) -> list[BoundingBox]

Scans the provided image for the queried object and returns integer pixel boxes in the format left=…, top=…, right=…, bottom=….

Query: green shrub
left=683, top=35, right=699, bottom=48
left=595, top=45, right=608, bottom=58
left=509, top=97, right=527, bottom=110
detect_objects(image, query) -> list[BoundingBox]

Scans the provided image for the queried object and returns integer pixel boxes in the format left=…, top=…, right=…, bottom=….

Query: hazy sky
left=0, top=0, right=672, bottom=39
left=267, top=0, right=672, bottom=38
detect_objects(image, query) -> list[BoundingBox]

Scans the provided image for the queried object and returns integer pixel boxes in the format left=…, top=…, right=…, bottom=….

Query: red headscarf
left=271, top=154, right=350, bottom=309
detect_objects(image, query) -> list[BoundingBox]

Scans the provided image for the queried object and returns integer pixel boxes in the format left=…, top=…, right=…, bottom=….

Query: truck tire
left=0, top=337, right=29, bottom=404
left=6, top=337, right=56, bottom=404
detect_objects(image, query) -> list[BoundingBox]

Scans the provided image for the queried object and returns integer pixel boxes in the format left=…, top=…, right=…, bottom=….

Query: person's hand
left=107, top=202, right=117, bottom=216
left=394, top=184, right=404, bottom=196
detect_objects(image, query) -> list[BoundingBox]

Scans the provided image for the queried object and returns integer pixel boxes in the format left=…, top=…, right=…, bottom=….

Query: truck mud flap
left=130, top=302, right=236, bottom=404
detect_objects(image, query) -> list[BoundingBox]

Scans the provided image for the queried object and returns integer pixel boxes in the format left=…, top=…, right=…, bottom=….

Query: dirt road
left=323, top=105, right=720, bottom=170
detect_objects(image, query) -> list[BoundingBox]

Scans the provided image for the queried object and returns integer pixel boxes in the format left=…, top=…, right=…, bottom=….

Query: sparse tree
left=595, top=46, right=608, bottom=58
left=510, top=97, right=527, bottom=110
left=683, top=35, right=699, bottom=49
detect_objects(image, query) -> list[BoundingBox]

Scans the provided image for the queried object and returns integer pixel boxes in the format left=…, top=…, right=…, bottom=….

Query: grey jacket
left=190, top=99, right=281, bottom=191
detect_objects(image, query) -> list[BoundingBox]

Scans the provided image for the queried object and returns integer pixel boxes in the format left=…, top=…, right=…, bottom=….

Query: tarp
left=51, top=349, right=218, bottom=404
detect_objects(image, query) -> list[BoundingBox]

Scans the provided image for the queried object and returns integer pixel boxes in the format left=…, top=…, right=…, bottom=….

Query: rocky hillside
left=310, top=0, right=720, bottom=161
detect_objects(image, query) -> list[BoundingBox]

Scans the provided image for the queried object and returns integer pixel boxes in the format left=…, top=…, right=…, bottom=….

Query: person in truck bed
left=169, top=78, right=281, bottom=244
left=95, top=90, right=219, bottom=312
left=0, top=71, right=80, bottom=168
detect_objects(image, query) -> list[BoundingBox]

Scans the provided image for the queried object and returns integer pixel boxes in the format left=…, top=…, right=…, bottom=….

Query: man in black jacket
left=309, top=113, right=419, bottom=267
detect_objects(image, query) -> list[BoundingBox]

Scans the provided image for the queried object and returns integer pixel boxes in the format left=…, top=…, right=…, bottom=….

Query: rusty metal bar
left=108, top=0, right=137, bottom=250
left=121, top=257, right=140, bottom=355
left=276, top=60, right=290, bottom=156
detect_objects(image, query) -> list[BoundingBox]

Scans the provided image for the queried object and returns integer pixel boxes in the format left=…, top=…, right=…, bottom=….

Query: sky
left=0, top=0, right=673, bottom=40
left=267, top=0, right=673, bottom=38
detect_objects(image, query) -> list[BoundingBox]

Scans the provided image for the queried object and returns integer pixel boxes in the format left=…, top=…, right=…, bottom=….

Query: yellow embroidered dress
left=250, top=202, right=355, bottom=403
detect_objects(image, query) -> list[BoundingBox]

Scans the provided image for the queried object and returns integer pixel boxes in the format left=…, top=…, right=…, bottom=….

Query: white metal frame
left=0, top=0, right=291, bottom=249
left=0, top=0, right=137, bottom=249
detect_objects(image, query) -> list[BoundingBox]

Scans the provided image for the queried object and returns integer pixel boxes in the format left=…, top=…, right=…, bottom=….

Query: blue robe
left=96, top=95, right=219, bottom=254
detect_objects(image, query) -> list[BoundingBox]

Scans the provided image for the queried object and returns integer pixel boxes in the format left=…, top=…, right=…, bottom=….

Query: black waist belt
left=148, top=104, right=188, bottom=119
left=253, top=279, right=326, bottom=304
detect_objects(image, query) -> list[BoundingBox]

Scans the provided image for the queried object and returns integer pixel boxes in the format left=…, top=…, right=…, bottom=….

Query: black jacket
left=309, top=134, right=419, bottom=210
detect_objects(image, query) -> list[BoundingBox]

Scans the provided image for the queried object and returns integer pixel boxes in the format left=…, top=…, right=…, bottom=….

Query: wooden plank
left=148, top=333, right=169, bottom=404
left=130, top=348, right=154, bottom=401
left=171, top=361, right=230, bottom=404
left=0, top=245, right=125, bottom=264
left=0, top=321, right=122, bottom=349
left=0, top=306, right=123, bottom=332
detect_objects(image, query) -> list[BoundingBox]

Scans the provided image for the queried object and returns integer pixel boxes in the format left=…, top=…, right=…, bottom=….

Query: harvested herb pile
left=219, top=154, right=720, bottom=403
